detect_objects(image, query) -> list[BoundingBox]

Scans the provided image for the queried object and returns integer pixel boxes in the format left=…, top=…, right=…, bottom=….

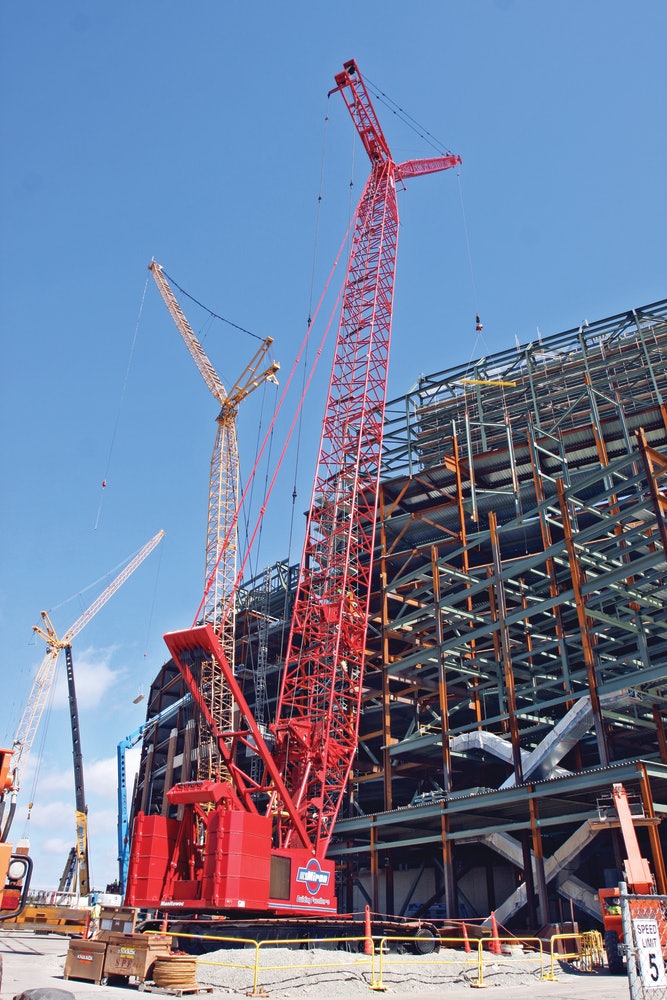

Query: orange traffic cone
left=489, top=911, right=502, bottom=955
left=462, top=921, right=471, bottom=954
left=364, top=904, right=372, bottom=956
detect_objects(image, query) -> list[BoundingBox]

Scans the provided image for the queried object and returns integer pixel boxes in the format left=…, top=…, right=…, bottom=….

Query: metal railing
left=158, top=928, right=601, bottom=994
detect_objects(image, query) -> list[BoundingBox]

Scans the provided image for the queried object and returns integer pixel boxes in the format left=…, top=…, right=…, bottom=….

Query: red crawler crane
left=125, top=60, right=460, bottom=922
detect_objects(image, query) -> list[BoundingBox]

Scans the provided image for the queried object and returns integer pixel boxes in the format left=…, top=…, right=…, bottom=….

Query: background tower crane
left=125, top=60, right=459, bottom=920
left=1, top=529, right=165, bottom=880
left=149, top=261, right=278, bottom=780
left=58, top=642, right=91, bottom=896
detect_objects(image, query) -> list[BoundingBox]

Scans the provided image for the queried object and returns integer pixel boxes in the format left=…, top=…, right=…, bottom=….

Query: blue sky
left=1, top=1, right=665, bottom=894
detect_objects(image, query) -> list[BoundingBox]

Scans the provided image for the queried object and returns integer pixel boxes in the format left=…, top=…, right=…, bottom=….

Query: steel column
left=556, top=478, right=609, bottom=767
left=489, top=512, right=524, bottom=784
left=637, top=763, right=667, bottom=894
left=528, top=792, right=550, bottom=927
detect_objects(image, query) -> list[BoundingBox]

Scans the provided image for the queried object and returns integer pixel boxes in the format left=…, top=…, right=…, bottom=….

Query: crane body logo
left=296, top=858, right=331, bottom=896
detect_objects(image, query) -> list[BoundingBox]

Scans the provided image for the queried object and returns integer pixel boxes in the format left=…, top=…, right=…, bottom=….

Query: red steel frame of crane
left=163, top=624, right=312, bottom=848
left=272, top=60, right=460, bottom=857
left=129, top=64, right=461, bottom=893
left=272, top=167, right=395, bottom=856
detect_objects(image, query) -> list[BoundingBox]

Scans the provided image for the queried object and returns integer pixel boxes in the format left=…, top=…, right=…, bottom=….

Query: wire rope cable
left=280, top=100, right=332, bottom=647
left=457, top=172, right=479, bottom=318
left=160, top=267, right=264, bottom=343
left=364, top=71, right=486, bottom=374
left=240, top=373, right=279, bottom=583
left=47, top=541, right=162, bottom=618
left=19, top=663, right=58, bottom=840
left=364, top=74, right=457, bottom=157
left=141, top=539, right=164, bottom=662
left=95, top=275, right=149, bottom=530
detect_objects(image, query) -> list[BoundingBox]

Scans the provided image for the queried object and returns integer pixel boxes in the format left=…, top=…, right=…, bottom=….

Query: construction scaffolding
left=131, top=296, right=667, bottom=931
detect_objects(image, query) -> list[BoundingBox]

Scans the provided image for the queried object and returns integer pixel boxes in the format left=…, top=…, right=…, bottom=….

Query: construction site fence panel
left=373, top=935, right=545, bottom=991
left=620, top=882, right=667, bottom=1000
left=166, top=929, right=599, bottom=993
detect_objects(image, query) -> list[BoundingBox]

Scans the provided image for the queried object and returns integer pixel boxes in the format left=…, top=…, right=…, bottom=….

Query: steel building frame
left=131, top=297, right=667, bottom=930
left=330, top=297, right=667, bottom=926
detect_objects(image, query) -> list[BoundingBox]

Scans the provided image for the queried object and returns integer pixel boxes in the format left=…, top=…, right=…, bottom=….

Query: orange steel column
left=432, top=546, right=452, bottom=795
left=432, top=545, right=456, bottom=916
left=637, top=765, right=667, bottom=895
left=526, top=419, right=576, bottom=710
left=652, top=706, right=667, bottom=765
left=450, top=428, right=482, bottom=726
left=488, top=512, right=523, bottom=784
left=486, top=569, right=507, bottom=734
left=528, top=791, right=549, bottom=928
left=556, top=478, right=609, bottom=767
left=370, top=821, right=379, bottom=915
left=379, top=485, right=394, bottom=815
left=440, top=809, right=457, bottom=918
left=637, top=429, right=667, bottom=554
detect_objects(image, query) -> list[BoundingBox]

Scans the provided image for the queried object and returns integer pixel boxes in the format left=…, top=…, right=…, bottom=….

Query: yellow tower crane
left=4, top=529, right=165, bottom=896
left=149, top=261, right=278, bottom=780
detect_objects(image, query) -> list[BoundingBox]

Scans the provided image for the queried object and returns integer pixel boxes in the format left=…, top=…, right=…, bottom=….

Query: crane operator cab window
left=269, top=855, right=291, bottom=900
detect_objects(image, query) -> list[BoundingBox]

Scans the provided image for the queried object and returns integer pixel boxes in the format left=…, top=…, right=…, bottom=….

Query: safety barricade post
left=471, top=937, right=486, bottom=989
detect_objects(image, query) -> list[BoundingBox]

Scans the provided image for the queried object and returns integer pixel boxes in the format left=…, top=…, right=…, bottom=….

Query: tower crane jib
left=9, top=529, right=165, bottom=804
left=148, top=260, right=278, bottom=778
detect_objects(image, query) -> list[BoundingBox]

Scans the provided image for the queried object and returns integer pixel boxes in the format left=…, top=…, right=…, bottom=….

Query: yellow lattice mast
left=149, top=261, right=279, bottom=778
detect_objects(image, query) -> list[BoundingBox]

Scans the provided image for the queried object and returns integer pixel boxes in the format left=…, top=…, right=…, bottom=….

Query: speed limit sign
left=633, top=918, right=667, bottom=989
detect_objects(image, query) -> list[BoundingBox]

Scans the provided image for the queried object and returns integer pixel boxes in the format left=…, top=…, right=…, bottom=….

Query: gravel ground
left=195, top=943, right=599, bottom=996
left=0, top=931, right=630, bottom=1000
